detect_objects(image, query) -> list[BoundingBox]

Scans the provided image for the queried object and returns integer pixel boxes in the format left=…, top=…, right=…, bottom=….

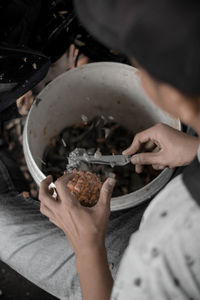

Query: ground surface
left=0, top=261, right=58, bottom=300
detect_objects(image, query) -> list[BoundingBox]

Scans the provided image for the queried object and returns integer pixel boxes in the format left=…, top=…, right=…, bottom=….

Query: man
left=1, top=1, right=200, bottom=300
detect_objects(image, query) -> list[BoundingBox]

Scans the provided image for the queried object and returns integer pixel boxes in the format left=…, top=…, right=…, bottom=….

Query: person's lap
left=0, top=149, right=146, bottom=299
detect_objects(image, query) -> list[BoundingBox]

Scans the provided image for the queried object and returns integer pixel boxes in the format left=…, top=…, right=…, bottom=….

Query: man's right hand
left=123, top=123, right=200, bottom=173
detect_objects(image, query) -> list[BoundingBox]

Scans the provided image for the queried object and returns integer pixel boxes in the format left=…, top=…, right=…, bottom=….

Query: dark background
left=0, top=261, right=57, bottom=300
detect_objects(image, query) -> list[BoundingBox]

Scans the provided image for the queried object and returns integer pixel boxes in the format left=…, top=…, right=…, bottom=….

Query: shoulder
left=111, top=175, right=200, bottom=300
left=131, top=174, right=200, bottom=256
left=140, top=173, right=199, bottom=232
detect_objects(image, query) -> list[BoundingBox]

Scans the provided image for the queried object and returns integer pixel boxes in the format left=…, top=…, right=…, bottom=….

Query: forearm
left=76, top=246, right=113, bottom=300
left=39, top=172, right=116, bottom=299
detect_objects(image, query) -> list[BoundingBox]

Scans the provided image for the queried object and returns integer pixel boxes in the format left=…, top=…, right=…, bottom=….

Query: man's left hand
left=39, top=174, right=116, bottom=256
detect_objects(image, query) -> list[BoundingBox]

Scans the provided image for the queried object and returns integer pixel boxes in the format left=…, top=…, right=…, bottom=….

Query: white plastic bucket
left=23, top=62, right=181, bottom=211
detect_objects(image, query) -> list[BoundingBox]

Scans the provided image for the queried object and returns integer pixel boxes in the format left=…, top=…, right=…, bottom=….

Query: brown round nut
left=66, top=170, right=102, bottom=207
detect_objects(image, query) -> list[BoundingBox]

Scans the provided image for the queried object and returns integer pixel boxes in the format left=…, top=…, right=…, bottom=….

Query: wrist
left=75, top=244, right=107, bottom=269
left=76, top=243, right=106, bottom=260
left=75, top=243, right=113, bottom=300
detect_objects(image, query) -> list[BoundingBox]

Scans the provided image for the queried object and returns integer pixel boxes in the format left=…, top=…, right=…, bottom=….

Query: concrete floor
left=0, top=261, right=58, bottom=300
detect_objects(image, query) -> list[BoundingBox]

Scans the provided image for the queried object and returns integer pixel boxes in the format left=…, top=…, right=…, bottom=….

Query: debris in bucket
left=62, top=138, right=67, bottom=148
left=42, top=115, right=160, bottom=197
left=94, top=148, right=102, bottom=159
left=81, top=114, right=89, bottom=125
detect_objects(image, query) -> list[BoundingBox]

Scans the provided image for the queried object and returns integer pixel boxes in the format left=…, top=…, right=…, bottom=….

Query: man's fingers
left=40, top=204, right=61, bottom=229
left=49, top=218, right=60, bottom=228
left=40, top=203, right=54, bottom=219
left=135, top=164, right=143, bottom=173
left=152, top=146, right=160, bottom=153
left=152, top=164, right=165, bottom=170
left=56, top=173, right=74, bottom=184
left=39, top=175, right=53, bottom=196
left=123, top=135, right=148, bottom=155
left=131, top=152, right=161, bottom=165
left=122, top=126, right=159, bottom=155
left=122, top=123, right=165, bottom=155
left=39, top=176, right=58, bottom=210
left=142, top=140, right=156, bottom=151
left=55, top=173, right=79, bottom=206
left=98, top=178, right=116, bottom=207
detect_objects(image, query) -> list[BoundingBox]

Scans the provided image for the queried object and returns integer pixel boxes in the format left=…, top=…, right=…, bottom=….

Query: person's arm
left=76, top=246, right=113, bottom=300
left=39, top=175, right=116, bottom=300
left=123, top=123, right=200, bottom=173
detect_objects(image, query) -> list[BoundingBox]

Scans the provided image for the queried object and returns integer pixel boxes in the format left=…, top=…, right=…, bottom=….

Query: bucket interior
left=26, top=63, right=179, bottom=173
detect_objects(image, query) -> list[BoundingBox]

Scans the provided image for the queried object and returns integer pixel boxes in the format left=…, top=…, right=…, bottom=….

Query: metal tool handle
left=76, top=154, right=131, bottom=166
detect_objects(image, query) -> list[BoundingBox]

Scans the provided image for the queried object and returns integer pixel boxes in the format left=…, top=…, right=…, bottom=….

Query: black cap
left=75, top=0, right=200, bottom=95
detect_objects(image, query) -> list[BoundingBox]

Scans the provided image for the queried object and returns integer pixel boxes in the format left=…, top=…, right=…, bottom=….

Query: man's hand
left=123, top=123, right=200, bottom=173
left=39, top=174, right=116, bottom=300
left=39, top=174, right=115, bottom=255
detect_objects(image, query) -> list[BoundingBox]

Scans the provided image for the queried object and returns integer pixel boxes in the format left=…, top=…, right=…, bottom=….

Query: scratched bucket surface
left=23, top=62, right=181, bottom=211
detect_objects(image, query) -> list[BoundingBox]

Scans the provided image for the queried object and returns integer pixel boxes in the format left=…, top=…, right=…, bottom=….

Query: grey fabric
left=111, top=173, right=200, bottom=300
left=0, top=151, right=146, bottom=299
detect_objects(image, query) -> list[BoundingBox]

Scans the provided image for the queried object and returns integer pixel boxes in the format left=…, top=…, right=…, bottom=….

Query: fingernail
left=107, top=178, right=116, bottom=186
left=136, top=166, right=143, bottom=173
left=131, top=155, right=140, bottom=164
left=158, top=165, right=164, bottom=170
left=122, top=149, right=129, bottom=155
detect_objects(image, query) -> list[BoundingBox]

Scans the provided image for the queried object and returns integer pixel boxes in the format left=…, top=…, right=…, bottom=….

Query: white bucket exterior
left=23, top=62, right=181, bottom=211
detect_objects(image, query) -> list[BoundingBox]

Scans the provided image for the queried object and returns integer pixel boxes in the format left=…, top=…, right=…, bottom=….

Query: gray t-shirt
left=111, top=147, right=200, bottom=300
